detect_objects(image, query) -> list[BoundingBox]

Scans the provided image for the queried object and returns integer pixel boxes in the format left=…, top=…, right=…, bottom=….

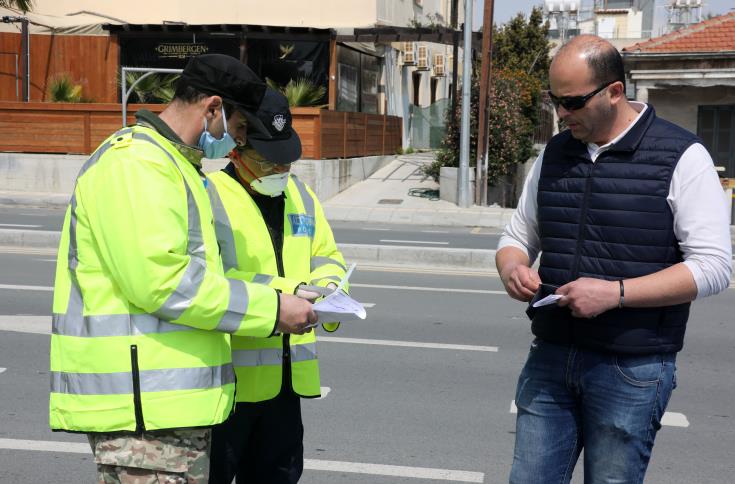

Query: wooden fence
left=0, top=102, right=402, bottom=158
left=291, top=107, right=402, bottom=159
left=0, top=32, right=119, bottom=103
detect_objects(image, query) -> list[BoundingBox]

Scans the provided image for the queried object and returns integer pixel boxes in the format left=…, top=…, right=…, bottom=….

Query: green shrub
left=49, top=75, right=83, bottom=103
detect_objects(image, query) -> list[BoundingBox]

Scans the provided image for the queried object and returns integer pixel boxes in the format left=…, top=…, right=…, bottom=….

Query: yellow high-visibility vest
left=207, top=170, right=347, bottom=401
left=50, top=126, right=279, bottom=433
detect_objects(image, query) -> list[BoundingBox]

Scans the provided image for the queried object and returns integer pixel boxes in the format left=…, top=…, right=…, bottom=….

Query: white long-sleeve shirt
left=498, top=103, right=733, bottom=298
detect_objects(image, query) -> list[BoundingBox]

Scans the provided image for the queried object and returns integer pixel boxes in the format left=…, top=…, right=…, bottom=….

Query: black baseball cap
left=244, top=87, right=302, bottom=164
left=180, top=54, right=266, bottom=114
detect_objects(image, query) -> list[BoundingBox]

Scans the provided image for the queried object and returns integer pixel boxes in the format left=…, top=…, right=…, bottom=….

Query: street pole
left=20, top=17, right=29, bottom=102
left=450, top=0, right=459, bottom=118
left=457, top=0, right=474, bottom=208
left=475, top=0, right=495, bottom=206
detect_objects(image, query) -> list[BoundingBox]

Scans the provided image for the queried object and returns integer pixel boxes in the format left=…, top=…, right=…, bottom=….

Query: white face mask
left=249, top=172, right=289, bottom=197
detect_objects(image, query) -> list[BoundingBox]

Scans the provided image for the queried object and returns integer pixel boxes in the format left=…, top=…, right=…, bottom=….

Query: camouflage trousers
left=88, top=428, right=211, bottom=484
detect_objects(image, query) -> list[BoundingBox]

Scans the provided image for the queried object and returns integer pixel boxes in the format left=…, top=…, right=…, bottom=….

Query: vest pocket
left=130, top=345, right=146, bottom=434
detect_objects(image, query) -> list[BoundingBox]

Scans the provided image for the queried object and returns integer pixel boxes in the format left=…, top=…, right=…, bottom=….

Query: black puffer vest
left=529, top=105, right=699, bottom=354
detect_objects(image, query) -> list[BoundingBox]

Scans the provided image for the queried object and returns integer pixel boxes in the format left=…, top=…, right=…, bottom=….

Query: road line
left=0, top=438, right=484, bottom=482
left=0, top=315, right=51, bottom=334
left=320, top=336, right=498, bottom=352
left=0, top=284, right=53, bottom=292
left=362, top=303, right=376, bottom=308
left=0, top=223, right=43, bottom=228
left=0, top=368, right=6, bottom=374
left=303, top=459, right=484, bottom=482
left=351, top=283, right=506, bottom=295
left=0, top=246, right=57, bottom=256
left=379, top=239, right=449, bottom=245
left=661, top=412, right=690, bottom=428
left=509, top=401, right=689, bottom=428
left=358, top=265, right=500, bottom=277
left=316, top=386, right=331, bottom=400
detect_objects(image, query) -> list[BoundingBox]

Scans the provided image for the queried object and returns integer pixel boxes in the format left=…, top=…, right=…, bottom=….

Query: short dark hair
left=585, top=43, right=626, bottom=90
left=173, top=79, right=236, bottom=118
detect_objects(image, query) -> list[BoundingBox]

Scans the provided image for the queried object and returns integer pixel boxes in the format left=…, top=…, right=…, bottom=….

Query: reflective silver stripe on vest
left=252, top=274, right=274, bottom=284
left=232, top=342, right=317, bottom=368
left=310, top=256, right=346, bottom=272
left=52, top=313, right=194, bottom=337
left=206, top=181, right=239, bottom=272
left=130, top=133, right=208, bottom=321
left=291, top=176, right=315, bottom=239
left=311, top=275, right=340, bottom=285
left=216, top=278, right=250, bottom=333
left=65, top=129, right=135, bottom=320
left=50, top=364, right=235, bottom=395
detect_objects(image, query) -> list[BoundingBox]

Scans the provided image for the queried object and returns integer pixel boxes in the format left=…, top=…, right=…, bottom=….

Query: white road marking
left=0, top=438, right=485, bottom=482
left=351, top=283, right=506, bottom=295
left=316, top=386, right=331, bottom=399
left=359, top=265, right=499, bottom=277
left=379, top=239, right=450, bottom=245
left=303, top=459, right=484, bottom=482
left=661, top=412, right=690, bottom=428
left=0, top=223, right=42, bottom=228
left=320, top=336, right=498, bottom=352
left=0, top=246, right=57, bottom=256
left=0, top=284, right=53, bottom=291
left=0, top=438, right=89, bottom=454
left=509, top=401, right=689, bottom=428
left=362, top=303, right=376, bottom=308
left=0, top=368, right=6, bottom=374
left=0, top=315, right=51, bottom=334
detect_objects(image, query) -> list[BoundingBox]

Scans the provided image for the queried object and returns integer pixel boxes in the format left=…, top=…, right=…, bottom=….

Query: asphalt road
left=0, top=207, right=502, bottom=249
left=1, top=250, right=734, bottom=483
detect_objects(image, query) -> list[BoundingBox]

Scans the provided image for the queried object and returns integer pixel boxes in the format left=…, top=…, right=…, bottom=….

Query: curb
left=0, top=229, right=496, bottom=271
left=338, top=243, right=496, bottom=271
left=322, top=204, right=514, bottom=228
left=0, top=192, right=69, bottom=209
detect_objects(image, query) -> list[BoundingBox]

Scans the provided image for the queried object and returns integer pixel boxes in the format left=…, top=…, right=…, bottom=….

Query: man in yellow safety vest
left=206, top=87, right=347, bottom=483
left=49, top=55, right=316, bottom=483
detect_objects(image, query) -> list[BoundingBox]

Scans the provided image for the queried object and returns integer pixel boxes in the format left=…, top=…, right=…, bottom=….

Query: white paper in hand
left=313, top=290, right=366, bottom=322
left=532, top=294, right=563, bottom=308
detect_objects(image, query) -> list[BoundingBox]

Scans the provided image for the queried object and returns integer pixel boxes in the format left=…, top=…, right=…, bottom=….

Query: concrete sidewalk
left=322, top=152, right=516, bottom=228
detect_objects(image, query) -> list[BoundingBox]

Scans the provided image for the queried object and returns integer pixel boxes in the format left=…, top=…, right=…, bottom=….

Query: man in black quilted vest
left=496, top=34, right=732, bottom=483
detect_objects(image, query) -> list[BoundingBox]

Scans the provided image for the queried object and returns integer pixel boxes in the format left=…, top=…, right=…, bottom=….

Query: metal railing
left=120, top=66, right=182, bottom=126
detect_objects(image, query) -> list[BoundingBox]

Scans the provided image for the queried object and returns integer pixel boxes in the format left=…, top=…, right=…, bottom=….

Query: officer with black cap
left=52, top=54, right=318, bottom=483
left=206, top=87, right=348, bottom=484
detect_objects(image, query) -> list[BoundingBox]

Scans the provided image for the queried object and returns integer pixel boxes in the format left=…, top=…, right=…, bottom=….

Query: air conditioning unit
left=416, top=45, right=430, bottom=70
left=433, top=54, right=446, bottom=76
left=403, top=42, right=417, bottom=65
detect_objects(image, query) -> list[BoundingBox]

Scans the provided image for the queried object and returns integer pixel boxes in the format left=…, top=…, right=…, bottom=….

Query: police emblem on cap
left=272, top=114, right=286, bottom=132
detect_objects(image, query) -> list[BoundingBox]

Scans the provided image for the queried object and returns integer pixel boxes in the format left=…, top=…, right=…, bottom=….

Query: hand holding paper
left=308, top=263, right=367, bottom=325
left=532, top=294, right=563, bottom=307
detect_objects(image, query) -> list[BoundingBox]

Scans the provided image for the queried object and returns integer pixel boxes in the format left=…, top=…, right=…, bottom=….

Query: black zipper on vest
left=570, top=163, right=595, bottom=279
left=130, top=345, right=146, bottom=434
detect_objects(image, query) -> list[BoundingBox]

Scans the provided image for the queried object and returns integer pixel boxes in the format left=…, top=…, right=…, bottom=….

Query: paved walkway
left=322, top=152, right=516, bottom=228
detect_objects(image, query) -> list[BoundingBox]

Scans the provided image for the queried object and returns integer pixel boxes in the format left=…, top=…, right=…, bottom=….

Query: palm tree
left=0, top=0, right=33, bottom=13
left=124, top=72, right=179, bottom=104
left=266, top=77, right=327, bottom=108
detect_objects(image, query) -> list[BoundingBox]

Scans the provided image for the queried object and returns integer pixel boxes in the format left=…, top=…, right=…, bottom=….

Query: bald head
left=551, top=35, right=625, bottom=89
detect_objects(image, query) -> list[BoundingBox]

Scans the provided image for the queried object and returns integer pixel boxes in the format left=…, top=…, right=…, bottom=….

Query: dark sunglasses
left=547, top=80, right=619, bottom=111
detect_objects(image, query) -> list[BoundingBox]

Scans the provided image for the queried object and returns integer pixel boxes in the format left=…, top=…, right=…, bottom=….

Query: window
left=698, top=105, right=735, bottom=177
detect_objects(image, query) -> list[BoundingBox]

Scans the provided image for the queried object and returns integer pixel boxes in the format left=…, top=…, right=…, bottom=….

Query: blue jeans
left=510, top=339, right=677, bottom=484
